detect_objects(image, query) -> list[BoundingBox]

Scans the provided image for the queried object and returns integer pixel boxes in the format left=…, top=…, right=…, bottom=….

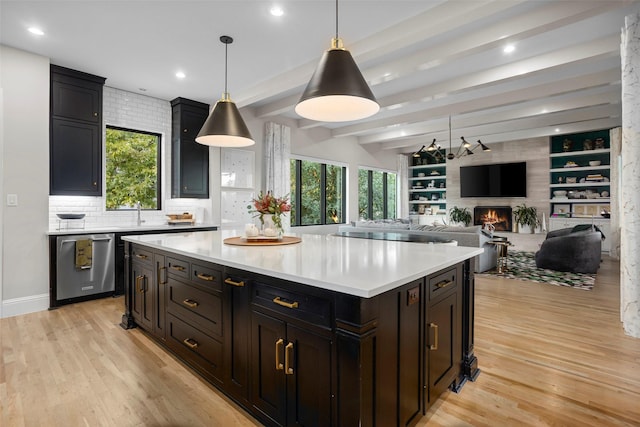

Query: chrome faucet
left=136, top=202, right=145, bottom=226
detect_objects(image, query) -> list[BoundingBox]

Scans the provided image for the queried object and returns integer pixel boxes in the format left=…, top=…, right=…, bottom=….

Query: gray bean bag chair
left=534, top=226, right=603, bottom=274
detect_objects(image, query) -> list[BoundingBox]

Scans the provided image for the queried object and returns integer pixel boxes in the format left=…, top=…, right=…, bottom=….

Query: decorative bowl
left=588, top=160, right=601, bottom=166
left=57, top=213, right=85, bottom=220
left=553, top=190, right=567, bottom=197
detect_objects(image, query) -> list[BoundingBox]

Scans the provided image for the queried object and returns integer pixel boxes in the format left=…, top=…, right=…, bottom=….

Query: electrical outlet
left=7, top=194, right=18, bottom=207
left=407, top=287, right=419, bottom=306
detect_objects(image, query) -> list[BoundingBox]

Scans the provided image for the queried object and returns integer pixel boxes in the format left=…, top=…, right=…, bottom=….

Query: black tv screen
left=460, top=162, right=527, bottom=197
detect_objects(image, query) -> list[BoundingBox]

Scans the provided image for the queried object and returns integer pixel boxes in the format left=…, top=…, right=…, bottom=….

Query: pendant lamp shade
left=196, top=35, right=254, bottom=147
left=196, top=95, right=254, bottom=147
left=295, top=40, right=379, bottom=122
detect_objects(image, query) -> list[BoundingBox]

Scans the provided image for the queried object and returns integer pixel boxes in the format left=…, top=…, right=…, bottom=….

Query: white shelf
left=410, top=188, right=446, bottom=192
left=550, top=198, right=610, bottom=203
left=409, top=175, right=446, bottom=180
left=550, top=165, right=610, bottom=172
left=550, top=148, right=610, bottom=158
left=410, top=199, right=446, bottom=204
left=550, top=182, right=609, bottom=188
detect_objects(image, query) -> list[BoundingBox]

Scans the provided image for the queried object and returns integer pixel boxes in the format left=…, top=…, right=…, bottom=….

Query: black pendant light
left=196, top=35, right=254, bottom=147
left=295, top=0, right=379, bottom=122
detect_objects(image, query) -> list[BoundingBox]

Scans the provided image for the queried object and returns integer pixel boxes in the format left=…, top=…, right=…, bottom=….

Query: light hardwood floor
left=2, top=257, right=639, bottom=426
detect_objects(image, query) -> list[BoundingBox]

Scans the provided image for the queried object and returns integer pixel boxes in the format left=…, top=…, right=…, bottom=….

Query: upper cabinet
left=50, top=65, right=106, bottom=196
left=171, top=98, right=210, bottom=199
left=549, top=129, right=611, bottom=218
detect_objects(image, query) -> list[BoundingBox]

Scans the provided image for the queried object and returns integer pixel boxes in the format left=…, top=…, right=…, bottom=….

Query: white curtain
left=264, top=122, right=291, bottom=230
left=397, top=154, right=409, bottom=219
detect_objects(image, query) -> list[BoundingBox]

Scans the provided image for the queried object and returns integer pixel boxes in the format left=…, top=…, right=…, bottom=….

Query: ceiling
left=2, top=0, right=639, bottom=155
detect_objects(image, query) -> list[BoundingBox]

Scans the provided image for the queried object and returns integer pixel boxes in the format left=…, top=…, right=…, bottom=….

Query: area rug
left=476, top=250, right=595, bottom=290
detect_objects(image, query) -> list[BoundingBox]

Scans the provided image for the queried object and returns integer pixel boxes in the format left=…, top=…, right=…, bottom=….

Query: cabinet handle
left=136, top=253, right=148, bottom=260
left=183, top=128, right=188, bottom=133
left=92, top=181, right=97, bottom=186
left=183, top=338, right=199, bottom=349
left=159, top=266, right=167, bottom=285
left=224, top=278, right=245, bottom=287
left=93, top=112, right=98, bottom=117
left=275, top=338, right=284, bottom=371
left=285, top=342, right=294, bottom=375
left=429, top=323, right=438, bottom=351
left=171, top=264, right=186, bottom=272
left=273, top=297, right=298, bottom=309
left=435, top=280, right=454, bottom=289
left=196, top=272, right=214, bottom=281
left=135, top=275, right=145, bottom=293
left=182, top=299, right=198, bottom=308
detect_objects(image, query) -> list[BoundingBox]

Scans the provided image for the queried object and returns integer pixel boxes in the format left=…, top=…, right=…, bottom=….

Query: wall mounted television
left=459, top=161, right=527, bottom=197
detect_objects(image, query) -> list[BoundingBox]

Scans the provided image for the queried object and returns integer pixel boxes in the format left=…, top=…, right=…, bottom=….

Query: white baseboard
left=2, top=293, right=49, bottom=318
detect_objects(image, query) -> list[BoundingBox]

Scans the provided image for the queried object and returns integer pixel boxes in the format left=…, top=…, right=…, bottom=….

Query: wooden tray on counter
left=223, top=236, right=302, bottom=246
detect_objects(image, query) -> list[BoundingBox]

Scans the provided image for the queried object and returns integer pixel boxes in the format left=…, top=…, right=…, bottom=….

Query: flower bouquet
left=247, top=191, right=291, bottom=237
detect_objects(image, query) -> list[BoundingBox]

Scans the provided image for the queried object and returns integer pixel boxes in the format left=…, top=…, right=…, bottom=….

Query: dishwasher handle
left=60, top=237, right=113, bottom=245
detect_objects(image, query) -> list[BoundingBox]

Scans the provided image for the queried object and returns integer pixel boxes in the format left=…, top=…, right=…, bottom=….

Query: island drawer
left=191, top=263, right=222, bottom=291
left=252, top=282, right=332, bottom=328
left=167, top=256, right=190, bottom=279
left=131, top=246, right=153, bottom=266
left=167, top=277, right=222, bottom=338
left=428, top=267, right=458, bottom=302
left=166, top=313, right=223, bottom=383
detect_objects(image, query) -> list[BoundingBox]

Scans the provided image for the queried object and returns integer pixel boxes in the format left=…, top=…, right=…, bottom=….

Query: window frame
left=105, top=125, right=162, bottom=211
left=358, top=167, right=397, bottom=220
left=290, top=156, right=347, bottom=226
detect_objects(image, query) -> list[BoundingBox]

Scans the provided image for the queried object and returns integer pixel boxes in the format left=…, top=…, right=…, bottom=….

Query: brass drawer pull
left=135, top=276, right=145, bottom=293
left=135, top=253, right=148, bottom=260
left=285, top=342, right=294, bottom=375
left=159, top=266, right=167, bottom=285
left=196, top=272, right=214, bottom=281
left=224, top=278, right=245, bottom=287
left=171, top=265, right=186, bottom=272
left=183, top=338, right=199, bottom=349
left=429, top=323, right=438, bottom=351
left=275, top=338, right=284, bottom=371
left=273, top=297, right=298, bottom=309
left=435, top=280, right=454, bottom=289
left=182, top=299, right=199, bottom=308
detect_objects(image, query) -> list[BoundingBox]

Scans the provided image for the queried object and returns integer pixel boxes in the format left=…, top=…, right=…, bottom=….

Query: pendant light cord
left=224, top=41, right=228, bottom=95
left=335, top=0, right=339, bottom=39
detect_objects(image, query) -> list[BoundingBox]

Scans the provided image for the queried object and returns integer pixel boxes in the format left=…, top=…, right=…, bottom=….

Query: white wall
left=1, top=46, right=50, bottom=316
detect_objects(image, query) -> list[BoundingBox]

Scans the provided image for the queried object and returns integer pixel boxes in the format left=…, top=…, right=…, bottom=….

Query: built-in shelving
left=408, top=155, right=447, bottom=216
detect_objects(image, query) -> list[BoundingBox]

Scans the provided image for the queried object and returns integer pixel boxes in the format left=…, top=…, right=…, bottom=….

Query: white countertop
left=47, top=223, right=219, bottom=236
left=123, top=230, right=483, bottom=298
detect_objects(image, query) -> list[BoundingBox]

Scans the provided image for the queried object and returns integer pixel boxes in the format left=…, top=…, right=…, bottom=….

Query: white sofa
left=337, top=220, right=497, bottom=273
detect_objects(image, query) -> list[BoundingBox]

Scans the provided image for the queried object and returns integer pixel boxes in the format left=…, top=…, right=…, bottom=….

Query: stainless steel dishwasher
left=56, top=233, right=115, bottom=300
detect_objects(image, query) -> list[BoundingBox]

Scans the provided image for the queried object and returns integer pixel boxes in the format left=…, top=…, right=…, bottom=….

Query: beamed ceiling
left=2, top=0, right=638, bottom=154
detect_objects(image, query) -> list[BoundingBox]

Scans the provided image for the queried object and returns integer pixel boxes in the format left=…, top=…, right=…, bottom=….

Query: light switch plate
left=7, top=194, right=18, bottom=206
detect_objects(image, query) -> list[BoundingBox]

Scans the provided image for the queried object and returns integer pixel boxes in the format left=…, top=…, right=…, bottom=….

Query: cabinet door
left=223, top=271, right=251, bottom=405
left=153, top=254, right=167, bottom=340
left=178, top=140, right=209, bottom=198
left=426, top=292, right=461, bottom=404
left=285, top=323, right=332, bottom=427
left=51, top=78, right=101, bottom=123
left=251, top=311, right=287, bottom=426
left=50, top=119, right=101, bottom=195
left=131, top=261, right=154, bottom=331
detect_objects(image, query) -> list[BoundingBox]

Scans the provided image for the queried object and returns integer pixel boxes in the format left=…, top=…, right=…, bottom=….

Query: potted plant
left=512, top=203, right=540, bottom=233
left=449, top=206, right=472, bottom=227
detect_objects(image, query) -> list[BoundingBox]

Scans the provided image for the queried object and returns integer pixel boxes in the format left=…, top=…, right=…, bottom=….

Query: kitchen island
left=122, top=230, right=483, bottom=427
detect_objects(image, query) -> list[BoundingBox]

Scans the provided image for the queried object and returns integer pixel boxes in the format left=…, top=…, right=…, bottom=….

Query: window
left=290, top=158, right=346, bottom=226
left=106, top=126, right=161, bottom=210
left=358, top=169, right=397, bottom=220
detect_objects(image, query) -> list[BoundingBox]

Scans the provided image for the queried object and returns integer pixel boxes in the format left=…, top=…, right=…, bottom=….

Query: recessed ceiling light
left=541, top=109, right=548, bottom=114
left=28, top=27, right=45, bottom=36
left=555, top=128, right=560, bottom=133
left=503, top=44, right=515, bottom=54
left=175, top=71, right=186, bottom=79
left=270, top=5, right=284, bottom=17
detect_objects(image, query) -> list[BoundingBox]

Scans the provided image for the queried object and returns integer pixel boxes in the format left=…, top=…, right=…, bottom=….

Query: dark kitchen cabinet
left=251, top=311, right=332, bottom=427
left=131, top=247, right=155, bottom=332
left=171, top=97, right=210, bottom=199
left=50, top=65, right=105, bottom=196
left=425, top=266, right=462, bottom=405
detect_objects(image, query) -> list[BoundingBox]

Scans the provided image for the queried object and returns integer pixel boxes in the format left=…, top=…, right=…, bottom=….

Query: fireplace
left=474, top=206, right=512, bottom=232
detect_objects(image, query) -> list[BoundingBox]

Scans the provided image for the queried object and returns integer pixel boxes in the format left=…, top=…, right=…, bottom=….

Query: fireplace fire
left=474, top=206, right=512, bottom=232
